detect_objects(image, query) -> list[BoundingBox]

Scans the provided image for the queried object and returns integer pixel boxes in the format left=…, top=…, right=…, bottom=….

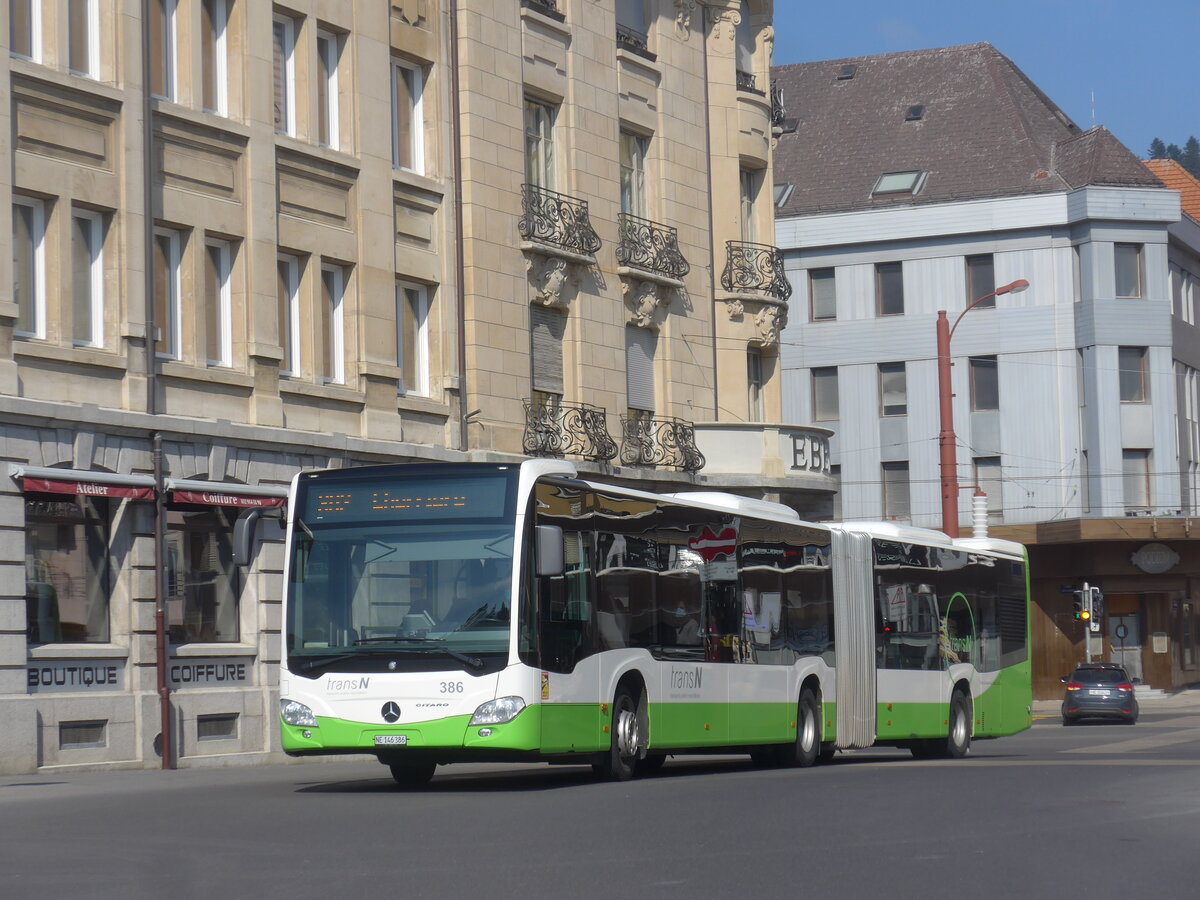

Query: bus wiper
left=354, top=636, right=485, bottom=670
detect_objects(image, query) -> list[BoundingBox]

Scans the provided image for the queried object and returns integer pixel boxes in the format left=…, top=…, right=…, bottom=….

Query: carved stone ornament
left=526, top=254, right=572, bottom=309
left=724, top=298, right=745, bottom=320
left=393, top=0, right=427, bottom=29
left=761, top=25, right=775, bottom=63
left=706, top=6, right=739, bottom=46
left=623, top=278, right=670, bottom=331
left=754, top=305, right=785, bottom=346
left=674, top=0, right=697, bottom=39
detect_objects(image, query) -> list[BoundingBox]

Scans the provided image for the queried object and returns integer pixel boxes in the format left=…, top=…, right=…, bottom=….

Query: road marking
left=1064, top=726, right=1200, bottom=755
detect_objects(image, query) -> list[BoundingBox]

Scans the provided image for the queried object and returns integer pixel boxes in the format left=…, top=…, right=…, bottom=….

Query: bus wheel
left=389, top=760, right=436, bottom=787
left=778, top=689, right=821, bottom=767
left=593, top=686, right=642, bottom=781
left=945, top=691, right=972, bottom=758
left=635, top=754, right=666, bottom=776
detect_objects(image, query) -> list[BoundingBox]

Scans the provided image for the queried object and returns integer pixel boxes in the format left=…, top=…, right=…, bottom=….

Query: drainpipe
left=142, top=0, right=171, bottom=769
left=701, top=8, right=719, bottom=419
left=450, top=0, right=469, bottom=453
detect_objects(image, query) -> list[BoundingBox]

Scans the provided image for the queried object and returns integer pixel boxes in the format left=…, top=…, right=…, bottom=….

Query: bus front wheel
left=778, top=688, right=821, bottom=768
left=593, top=685, right=642, bottom=781
left=388, top=760, right=436, bottom=787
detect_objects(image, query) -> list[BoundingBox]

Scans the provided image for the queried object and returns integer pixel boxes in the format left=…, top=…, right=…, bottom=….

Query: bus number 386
left=440, top=682, right=464, bottom=694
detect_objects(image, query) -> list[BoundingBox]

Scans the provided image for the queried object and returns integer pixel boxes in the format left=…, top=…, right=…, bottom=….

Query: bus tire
left=593, top=685, right=642, bottom=781
left=389, top=760, right=436, bottom=787
left=635, top=753, right=667, bottom=776
left=945, top=691, right=972, bottom=759
left=778, top=688, right=821, bottom=768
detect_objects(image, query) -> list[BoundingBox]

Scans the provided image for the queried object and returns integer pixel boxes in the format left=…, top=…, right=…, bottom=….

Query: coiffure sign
left=168, top=658, right=253, bottom=688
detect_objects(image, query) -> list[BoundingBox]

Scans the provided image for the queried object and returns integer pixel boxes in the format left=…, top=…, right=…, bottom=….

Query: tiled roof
left=1144, top=159, right=1200, bottom=224
left=772, top=43, right=1162, bottom=217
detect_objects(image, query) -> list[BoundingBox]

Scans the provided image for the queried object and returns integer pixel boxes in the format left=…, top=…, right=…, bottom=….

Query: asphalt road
left=3, top=709, right=1198, bottom=900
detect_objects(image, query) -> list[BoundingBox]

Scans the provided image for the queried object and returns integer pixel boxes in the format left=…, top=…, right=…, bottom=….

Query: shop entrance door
left=1109, top=614, right=1142, bottom=683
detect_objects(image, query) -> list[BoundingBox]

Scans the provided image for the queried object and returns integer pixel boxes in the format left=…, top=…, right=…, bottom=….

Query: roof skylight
left=836, top=64, right=857, bottom=81
left=905, top=104, right=924, bottom=121
left=872, top=171, right=925, bottom=196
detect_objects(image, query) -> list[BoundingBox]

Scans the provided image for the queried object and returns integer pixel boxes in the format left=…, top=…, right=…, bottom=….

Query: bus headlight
left=280, top=699, right=317, bottom=727
left=469, top=696, right=526, bottom=726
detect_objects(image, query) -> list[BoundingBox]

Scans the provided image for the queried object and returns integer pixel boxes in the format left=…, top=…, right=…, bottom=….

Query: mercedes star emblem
left=381, top=701, right=401, bottom=723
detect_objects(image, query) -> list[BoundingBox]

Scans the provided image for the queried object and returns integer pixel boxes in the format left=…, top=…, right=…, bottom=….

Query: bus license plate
left=374, top=735, right=408, bottom=746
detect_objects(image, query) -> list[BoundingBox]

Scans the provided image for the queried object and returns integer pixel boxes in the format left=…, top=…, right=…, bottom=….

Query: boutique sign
left=28, top=660, right=125, bottom=693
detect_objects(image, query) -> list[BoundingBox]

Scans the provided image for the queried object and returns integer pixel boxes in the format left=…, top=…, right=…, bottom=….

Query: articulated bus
left=272, top=459, right=1031, bottom=784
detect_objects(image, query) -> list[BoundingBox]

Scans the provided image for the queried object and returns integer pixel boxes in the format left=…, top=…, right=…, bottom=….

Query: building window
left=740, top=167, right=759, bottom=242
left=626, top=326, right=657, bottom=411
left=153, top=228, right=182, bottom=359
left=616, top=0, right=648, bottom=48
left=166, top=507, right=241, bottom=643
left=67, top=0, right=98, bottom=78
left=734, top=0, right=753, bottom=81
left=320, top=264, right=345, bottom=384
left=205, top=239, right=232, bottom=367
left=10, top=0, right=41, bottom=60
left=966, top=254, right=995, bottom=307
left=530, top=303, right=565, bottom=400
left=1122, top=449, right=1150, bottom=510
left=397, top=280, right=429, bottom=396
left=201, top=0, right=228, bottom=115
left=277, top=254, right=300, bottom=376
left=747, top=348, right=764, bottom=421
left=875, top=261, right=904, bottom=316
left=392, top=59, right=424, bottom=173
left=25, top=496, right=112, bottom=644
left=317, top=29, right=342, bottom=150
left=71, top=209, right=105, bottom=348
left=809, top=268, right=836, bottom=321
left=151, top=0, right=177, bottom=100
left=879, top=362, right=907, bottom=416
left=619, top=130, right=649, bottom=217
left=1118, top=346, right=1148, bottom=402
left=1114, top=243, right=1143, bottom=298
left=812, top=366, right=839, bottom=421
left=882, top=461, right=910, bottom=521
left=524, top=98, right=555, bottom=189
left=272, top=13, right=296, bottom=135
left=13, top=197, right=47, bottom=339
left=969, top=356, right=999, bottom=411
left=973, top=456, right=1003, bottom=524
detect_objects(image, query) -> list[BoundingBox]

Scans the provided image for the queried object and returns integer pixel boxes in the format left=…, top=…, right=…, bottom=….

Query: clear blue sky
left=772, top=0, right=1199, bottom=159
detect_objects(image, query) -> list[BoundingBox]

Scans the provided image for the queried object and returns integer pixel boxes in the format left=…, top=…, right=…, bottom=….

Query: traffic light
left=1072, top=600, right=1083, bottom=620
left=1080, top=591, right=1092, bottom=622
left=1090, top=586, right=1104, bottom=619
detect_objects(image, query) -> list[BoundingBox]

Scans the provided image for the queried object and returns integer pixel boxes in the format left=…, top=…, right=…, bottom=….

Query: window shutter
left=530, top=305, right=566, bottom=395
left=625, top=326, right=657, bottom=411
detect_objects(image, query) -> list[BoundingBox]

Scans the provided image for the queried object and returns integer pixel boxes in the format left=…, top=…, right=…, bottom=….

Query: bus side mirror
left=233, top=508, right=284, bottom=567
left=535, top=525, right=564, bottom=577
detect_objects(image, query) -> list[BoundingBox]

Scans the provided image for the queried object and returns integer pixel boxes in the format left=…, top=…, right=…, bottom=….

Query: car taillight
left=1116, top=683, right=1134, bottom=692
left=1065, top=682, right=1083, bottom=692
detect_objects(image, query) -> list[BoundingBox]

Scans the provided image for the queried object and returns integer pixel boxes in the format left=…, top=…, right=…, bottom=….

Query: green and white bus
left=273, top=459, right=1031, bottom=784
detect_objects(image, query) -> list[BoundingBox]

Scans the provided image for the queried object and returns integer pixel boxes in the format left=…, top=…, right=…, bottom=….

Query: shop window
left=25, top=496, right=112, bottom=644
left=166, top=507, right=241, bottom=643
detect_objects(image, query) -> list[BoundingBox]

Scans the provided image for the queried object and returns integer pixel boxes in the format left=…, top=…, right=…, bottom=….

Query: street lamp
left=937, top=278, right=1030, bottom=538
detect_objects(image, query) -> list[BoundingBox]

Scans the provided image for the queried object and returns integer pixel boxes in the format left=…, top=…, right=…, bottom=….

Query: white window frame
left=619, top=130, right=649, bottom=218
left=67, top=0, right=99, bottom=79
left=278, top=254, right=301, bottom=376
left=154, top=227, right=182, bottom=359
left=10, top=0, right=43, bottom=62
left=13, top=196, right=47, bottom=339
left=1122, top=449, right=1151, bottom=510
left=153, top=0, right=178, bottom=101
left=397, top=280, right=429, bottom=396
left=523, top=97, right=555, bottom=189
left=72, top=209, right=105, bottom=348
left=273, top=13, right=297, bottom=136
left=321, top=263, right=345, bottom=384
left=740, top=167, right=759, bottom=243
left=205, top=239, right=232, bottom=367
left=1114, top=242, right=1144, bottom=299
left=202, top=0, right=228, bottom=116
left=391, top=59, right=425, bottom=173
left=316, top=28, right=341, bottom=150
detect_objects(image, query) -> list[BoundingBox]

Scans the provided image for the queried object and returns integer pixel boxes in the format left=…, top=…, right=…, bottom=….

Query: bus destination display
left=303, top=475, right=511, bottom=523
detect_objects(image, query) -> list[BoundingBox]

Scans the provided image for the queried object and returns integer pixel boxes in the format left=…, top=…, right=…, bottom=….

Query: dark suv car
left=1061, top=663, right=1138, bottom=725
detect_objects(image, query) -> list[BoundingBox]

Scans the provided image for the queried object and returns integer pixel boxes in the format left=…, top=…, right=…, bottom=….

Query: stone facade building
left=1, top=1, right=830, bottom=773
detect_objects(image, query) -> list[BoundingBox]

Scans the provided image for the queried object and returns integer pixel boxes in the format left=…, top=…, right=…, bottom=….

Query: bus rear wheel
left=593, top=686, right=642, bottom=781
left=388, top=760, right=436, bottom=787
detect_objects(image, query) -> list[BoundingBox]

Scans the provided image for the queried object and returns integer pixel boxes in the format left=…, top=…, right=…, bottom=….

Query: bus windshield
left=285, top=519, right=515, bottom=672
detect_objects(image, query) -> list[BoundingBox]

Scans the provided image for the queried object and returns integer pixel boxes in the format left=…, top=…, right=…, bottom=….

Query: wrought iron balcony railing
left=720, top=240, right=792, bottom=302
left=615, top=24, right=653, bottom=58
left=523, top=400, right=618, bottom=462
left=736, top=70, right=760, bottom=93
left=770, top=79, right=786, bottom=129
left=519, top=184, right=603, bottom=258
left=616, top=213, right=690, bottom=280
left=620, top=413, right=706, bottom=472
left=521, top=0, right=561, bottom=16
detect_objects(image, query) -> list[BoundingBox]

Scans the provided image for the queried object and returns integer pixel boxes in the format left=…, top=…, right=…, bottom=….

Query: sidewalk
left=1032, top=686, right=1200, bottom=717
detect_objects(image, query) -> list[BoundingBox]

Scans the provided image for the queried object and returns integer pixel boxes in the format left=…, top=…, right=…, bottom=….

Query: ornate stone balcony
left=615, top=24, right=654, bottom=60
left=522, top=400, right=617, bottom=462
left=521, top=0, right=561, bottom=17
left=616, top=213, right=690, bottom=281
left=736, top=70, right=760, bottom=93
left=519, top=184, right=602, bottom=259
left=619, top=413, right=706, bottom=473
left=720, top=240, right=791, bottom=303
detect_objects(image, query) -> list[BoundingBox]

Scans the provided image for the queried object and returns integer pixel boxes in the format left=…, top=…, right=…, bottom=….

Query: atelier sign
left=28, top=660, right=125, bottom=693
left=169, top=658, right=253, bottom=687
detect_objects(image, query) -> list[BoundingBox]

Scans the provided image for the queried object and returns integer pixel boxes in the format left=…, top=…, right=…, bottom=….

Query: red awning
left=171, top=489, right=286, bottom=509
left=22, top=477, right=155, bottom=500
